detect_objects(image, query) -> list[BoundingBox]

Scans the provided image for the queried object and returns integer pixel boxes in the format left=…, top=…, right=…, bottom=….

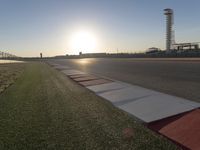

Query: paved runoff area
left=48, top=61, right=200, bottom=150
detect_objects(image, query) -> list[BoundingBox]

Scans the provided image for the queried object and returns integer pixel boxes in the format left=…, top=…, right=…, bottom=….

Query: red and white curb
left=49, top=62, right=200, bottom=150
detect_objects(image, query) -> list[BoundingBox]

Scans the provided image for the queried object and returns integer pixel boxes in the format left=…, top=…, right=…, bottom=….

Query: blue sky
left=0, top=0, right=200, bottom=57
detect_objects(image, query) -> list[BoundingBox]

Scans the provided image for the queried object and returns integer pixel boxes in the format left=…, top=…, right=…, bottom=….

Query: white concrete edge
left=48, top=62, right=200, bottom=123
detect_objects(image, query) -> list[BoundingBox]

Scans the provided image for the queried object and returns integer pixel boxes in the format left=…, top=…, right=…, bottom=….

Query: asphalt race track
left=50, top=58, right=200, bottom=102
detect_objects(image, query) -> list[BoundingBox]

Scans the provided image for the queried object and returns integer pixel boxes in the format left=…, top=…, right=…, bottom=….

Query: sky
left=0, top=0, right=200, bottom=57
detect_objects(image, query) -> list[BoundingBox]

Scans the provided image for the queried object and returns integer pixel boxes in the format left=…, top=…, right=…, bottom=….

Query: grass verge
left=0, top=63, right=25, bottom=93
left=0, top=62, right=178, bottom=150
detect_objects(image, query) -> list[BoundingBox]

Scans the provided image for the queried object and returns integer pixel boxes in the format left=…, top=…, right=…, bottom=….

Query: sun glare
left=69, top=31, right=97, bottom=54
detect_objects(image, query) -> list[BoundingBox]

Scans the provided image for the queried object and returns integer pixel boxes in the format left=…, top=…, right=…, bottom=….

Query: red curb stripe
left=69, top=74, right=92, bottom=79
left=149, top=109, right=200, bottom=150
left=73, top=76, right=100, bottom=82
left=79, top=79, right=113, bottom=87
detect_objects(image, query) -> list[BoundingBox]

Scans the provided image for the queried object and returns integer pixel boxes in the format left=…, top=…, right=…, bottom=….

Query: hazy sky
left=0, top=0, right=200, bottom=57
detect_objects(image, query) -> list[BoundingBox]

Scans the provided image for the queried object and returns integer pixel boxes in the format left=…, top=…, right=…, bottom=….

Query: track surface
left=50, top=58, right=200, bottom=102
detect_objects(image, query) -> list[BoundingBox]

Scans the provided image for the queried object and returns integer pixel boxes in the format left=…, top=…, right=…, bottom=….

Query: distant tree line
left=0, top=51, right=19, bottom=60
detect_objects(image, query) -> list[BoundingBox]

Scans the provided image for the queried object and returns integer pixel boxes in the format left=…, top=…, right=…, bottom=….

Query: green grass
left=0, top=62, right=178, bottom=150
left=0, top=63, right=24, bottom=93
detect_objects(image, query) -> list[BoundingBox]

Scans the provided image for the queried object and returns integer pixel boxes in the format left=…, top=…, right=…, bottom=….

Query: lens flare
left=69, top=31, right=97, bottom=54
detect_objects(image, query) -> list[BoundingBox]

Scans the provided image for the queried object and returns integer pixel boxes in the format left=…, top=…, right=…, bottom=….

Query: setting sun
left=69, top=30, right=97, bottom=54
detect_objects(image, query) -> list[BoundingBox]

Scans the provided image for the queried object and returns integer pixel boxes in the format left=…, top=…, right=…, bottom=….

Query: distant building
left=173, top=43, right=199, bottom=51
left=146, top=47, right=160, bottom=54
left=40, top=53, right=42, bottom=58
left=80, top=53, right=107, bottom=58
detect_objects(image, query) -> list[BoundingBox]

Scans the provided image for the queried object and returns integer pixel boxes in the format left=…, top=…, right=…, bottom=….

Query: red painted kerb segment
left=79, top=79, right=113, bottom=86
left=150, top=109, right=200, bottom=150
left=69, top=74, right=93, bottom=79
left=73, top=76, right=100, bottom=82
